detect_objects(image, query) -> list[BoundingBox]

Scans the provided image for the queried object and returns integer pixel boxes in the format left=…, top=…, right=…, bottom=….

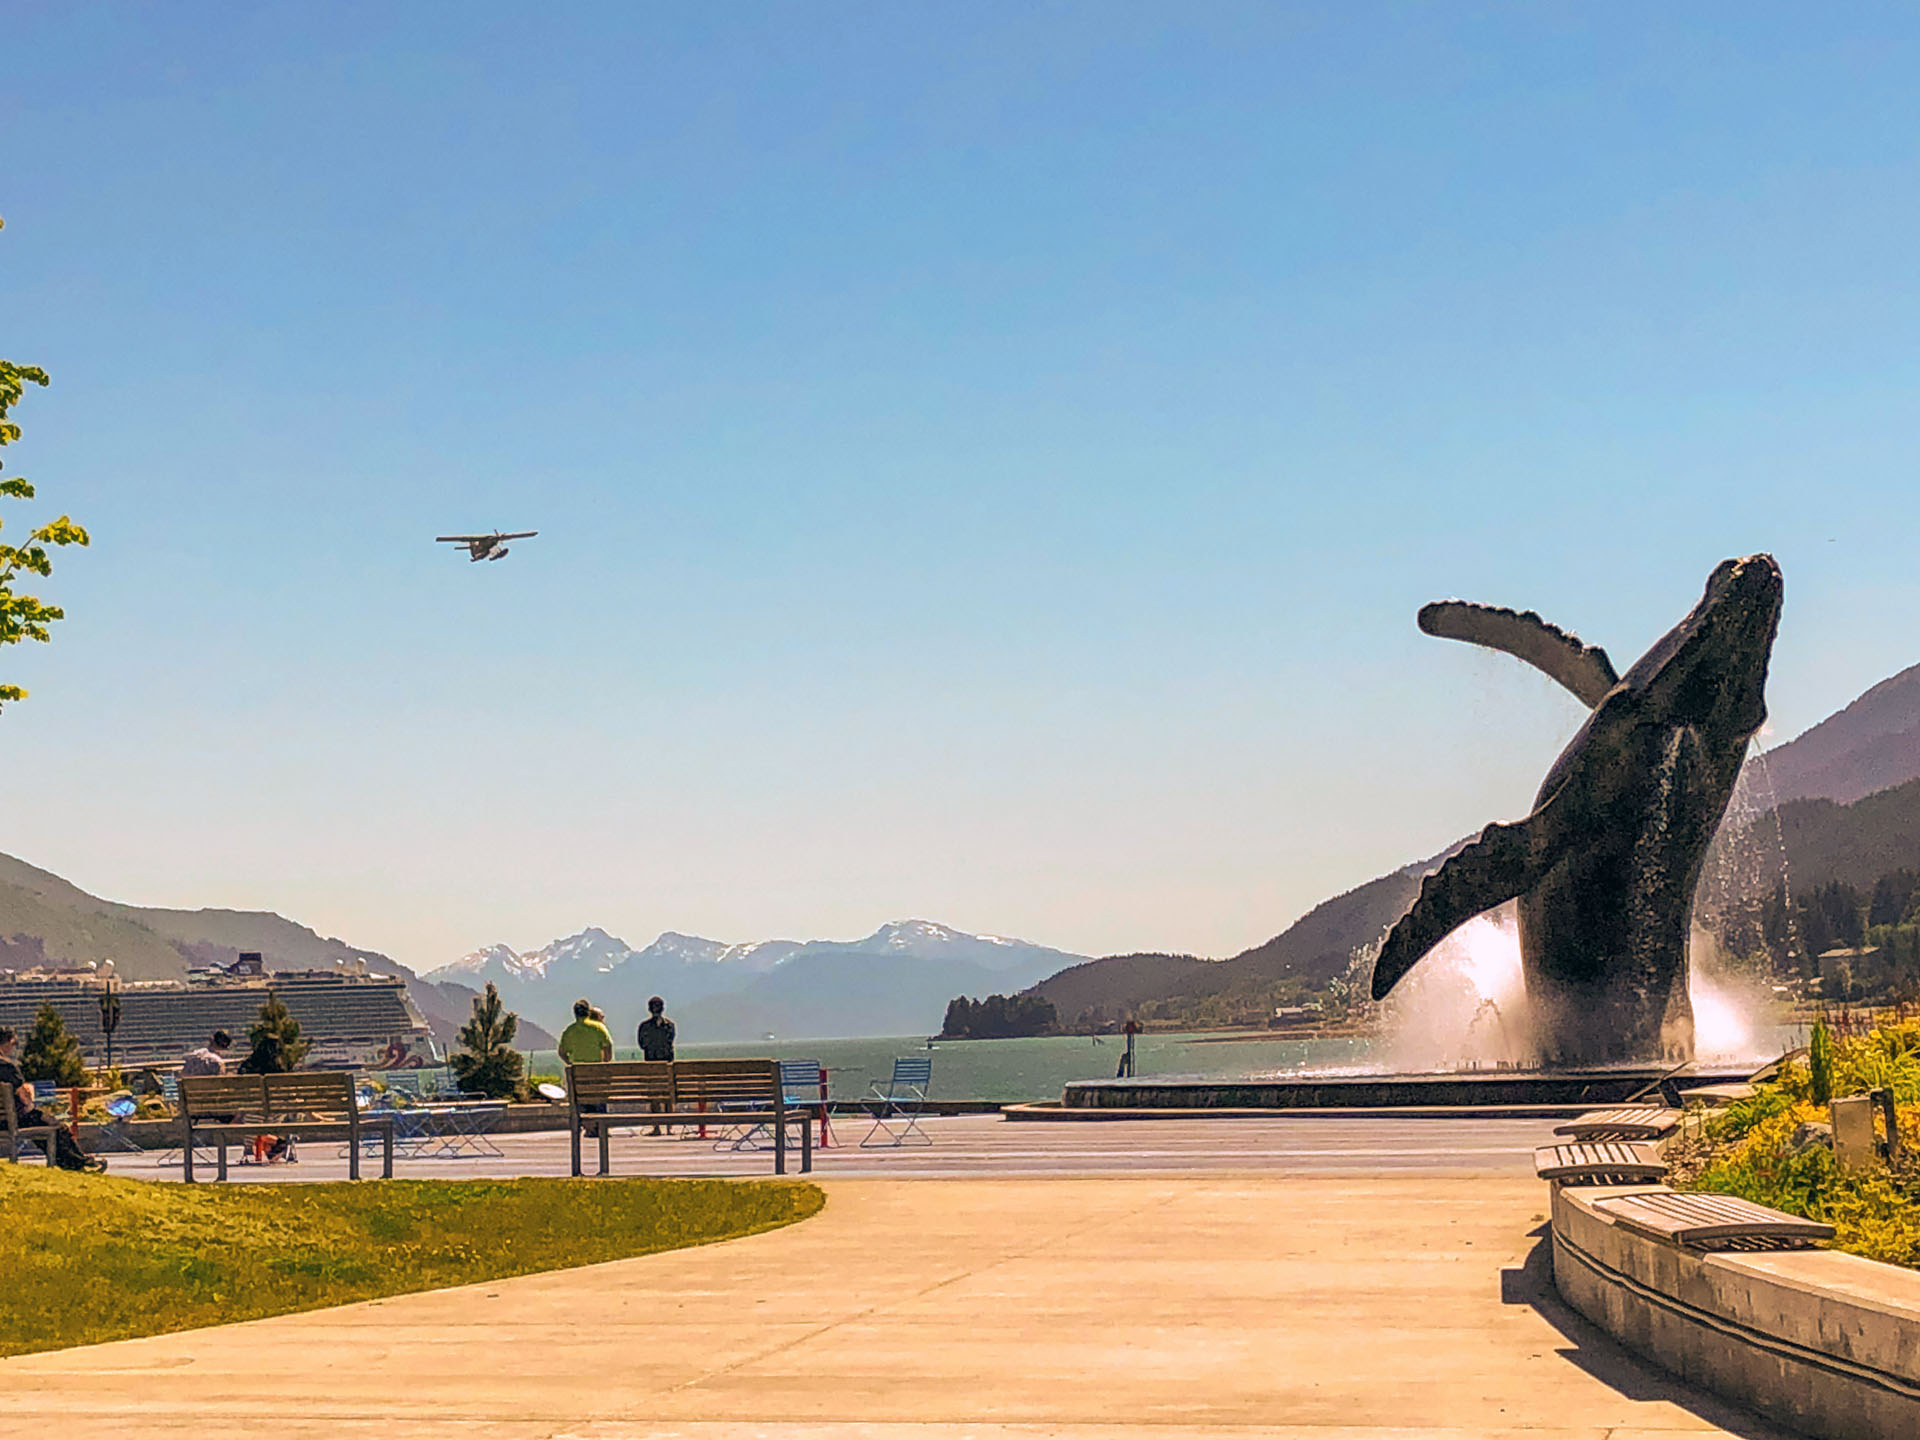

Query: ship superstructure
left=0, top=953, right=440, bottom=1068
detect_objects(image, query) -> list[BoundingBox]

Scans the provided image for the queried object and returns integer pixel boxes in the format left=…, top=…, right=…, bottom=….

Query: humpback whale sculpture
left=1370, top=555, right=1783, bottom=1066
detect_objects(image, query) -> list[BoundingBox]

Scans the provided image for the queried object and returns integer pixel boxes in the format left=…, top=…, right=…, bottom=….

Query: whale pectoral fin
left=1418, top=600, right=1620, bottom=708
left=1369, top=816, right=1548, bottom=999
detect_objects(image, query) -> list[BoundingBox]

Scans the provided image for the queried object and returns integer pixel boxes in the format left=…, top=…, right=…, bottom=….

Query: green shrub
left=240, top=991, right=311, bottom=1073
left=449, top=982, right=525, bottom=1100
left=1809, top=1018, right=1833, bottom=1104
left=1684, top=1015, right=1920, bottom=1268
left=20, top=1003, right=87, bottom=1086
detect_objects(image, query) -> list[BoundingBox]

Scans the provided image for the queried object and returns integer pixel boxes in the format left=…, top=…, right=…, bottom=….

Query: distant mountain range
left=0, top=852, right=543, bottom=1049
left=424, top=920, right=1085, bottom=1042
left=10, top=658, right=1918, bottom=1048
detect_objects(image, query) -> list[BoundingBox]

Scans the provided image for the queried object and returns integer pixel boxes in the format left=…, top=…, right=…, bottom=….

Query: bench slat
left=179, top=1076, right=268, bottom=1115
left=568, top=1063, right=674, bottom=1106
left=264, top=1074, right=358, bottom=1113
left=1534, top=1140, right=1668, bottom=1182
left=1553, top=1106, right=1682, bottom=1140
left=1594, top=1188, right=1835, bottom=1246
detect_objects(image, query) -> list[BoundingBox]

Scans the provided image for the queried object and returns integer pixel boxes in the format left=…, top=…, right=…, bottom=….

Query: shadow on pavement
left=1499, top=1224, right=1799, bottom=1440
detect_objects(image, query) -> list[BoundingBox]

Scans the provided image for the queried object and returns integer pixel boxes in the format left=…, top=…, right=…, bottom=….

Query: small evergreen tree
left=1809, top=1018, right=1834, bottom=1106
left=239, top=991, right=311, bottom=1073
left=449, top=982, right=525, bottom=1100
left=20, top=1002, right=88, bottom=1085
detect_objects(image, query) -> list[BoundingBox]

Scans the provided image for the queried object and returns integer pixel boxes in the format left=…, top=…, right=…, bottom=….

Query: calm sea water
left=525, top=1030, right=1377, bottom=1103
left=521, top=1018, right=1804, bottom=1103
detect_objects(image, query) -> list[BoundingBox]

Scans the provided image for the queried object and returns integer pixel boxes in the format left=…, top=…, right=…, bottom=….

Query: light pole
left=98, top=973, right=122, bottom=1074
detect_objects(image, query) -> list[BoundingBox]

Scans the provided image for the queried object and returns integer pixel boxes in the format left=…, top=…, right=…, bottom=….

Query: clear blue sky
left=3, top=3, right=1917, bottom=969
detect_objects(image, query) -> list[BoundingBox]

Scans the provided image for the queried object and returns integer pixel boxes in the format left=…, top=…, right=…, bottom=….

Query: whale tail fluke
left=1418, top=600, right=1619, bottom=708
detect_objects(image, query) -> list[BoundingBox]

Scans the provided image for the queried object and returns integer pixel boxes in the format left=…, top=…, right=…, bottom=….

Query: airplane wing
left=436, top=535, right=488, bottom=543
left=497, top=531, right=538, bottom=540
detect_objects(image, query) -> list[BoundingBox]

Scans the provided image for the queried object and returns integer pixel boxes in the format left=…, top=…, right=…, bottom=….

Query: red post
left=818, top=1067, right=834, bottom=1149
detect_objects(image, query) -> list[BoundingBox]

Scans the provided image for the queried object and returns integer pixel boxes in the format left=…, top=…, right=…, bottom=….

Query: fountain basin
left=1061, top=1067, right=1752, bottom=1112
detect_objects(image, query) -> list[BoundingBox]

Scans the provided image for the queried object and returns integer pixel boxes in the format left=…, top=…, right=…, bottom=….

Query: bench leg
left=802, top=1112, right=812, bottom=1174
left=775, top=1112, right=786, bottom=1175
left=216, top=1137, right=229, bottom=1182
left=598, top=1120, right=610, bottom=1177
left=382, top=1126, right=393, bottom=1180
left=184, top=1129, right=196, bottom=1183
left=570, top=1120, right=582, bottom=1178
left=349, top=1123, right=361, bottom=1182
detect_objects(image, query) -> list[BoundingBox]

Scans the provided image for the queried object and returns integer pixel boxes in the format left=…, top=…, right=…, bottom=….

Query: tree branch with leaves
left=0, top=217, right=90, bottom=710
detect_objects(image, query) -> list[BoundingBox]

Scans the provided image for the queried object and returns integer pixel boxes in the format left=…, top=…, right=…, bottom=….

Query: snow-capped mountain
left=423, top=920, right=1086, bottom=1041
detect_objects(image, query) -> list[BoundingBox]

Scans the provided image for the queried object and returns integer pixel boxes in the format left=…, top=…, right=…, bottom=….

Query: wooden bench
left=1593, top=1188, right=1835, bottom=1249
left=1552, top=1106, right=1682, bottom=1141
left=1533, top=1140, right=1669, bottom=1183
left=4, top=1092, right=59, bottom=1165
left=566, top=1059, right=811, bottom=1176
left=178, top=1072, right=394, bottom=1182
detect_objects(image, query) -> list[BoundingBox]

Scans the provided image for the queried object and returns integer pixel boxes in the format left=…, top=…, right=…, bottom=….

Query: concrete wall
left=1064, top=1068, right=1749, bottom=1110
left=1551, top=1183, right=1920, bottom=1438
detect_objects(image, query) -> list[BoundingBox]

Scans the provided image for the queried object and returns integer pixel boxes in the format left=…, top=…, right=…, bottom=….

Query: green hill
left=1763, top=775, right=1920, bottom=891
left=0, top=852, right=549, bottom=1047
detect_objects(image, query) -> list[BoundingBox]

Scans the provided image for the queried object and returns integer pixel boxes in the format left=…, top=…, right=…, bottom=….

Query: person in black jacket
left=636, top=996, right=676, bottom=1061
left=635, top=996, right=675, bottom=1135
left=0, top=1026, right=103, bottom=1172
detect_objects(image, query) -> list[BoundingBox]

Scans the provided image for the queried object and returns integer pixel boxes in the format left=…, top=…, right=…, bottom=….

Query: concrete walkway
left=2, top=1172, right=1793, bottom=1439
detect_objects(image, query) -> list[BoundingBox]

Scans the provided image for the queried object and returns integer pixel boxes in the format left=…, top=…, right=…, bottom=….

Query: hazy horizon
left=5, top=5, right=1919, bottom=971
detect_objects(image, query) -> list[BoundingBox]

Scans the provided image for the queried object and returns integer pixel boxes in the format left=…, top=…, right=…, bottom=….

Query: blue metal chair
left=94, top=1094, right=144, bottom=1155
left=720, top=1059, right=829, bottom=1152
left=860, top=1056, right=933, bottom=1147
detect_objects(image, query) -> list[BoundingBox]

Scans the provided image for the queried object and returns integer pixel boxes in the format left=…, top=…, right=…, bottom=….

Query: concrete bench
left=179, top=1072, right=394, bottom=1182
left=1534, top=1140, right=1668, bottom=1183
left=1592, top=1187, right=1835, bottom=1250
left=566, top=1058, right=811, bottom=1177
left=1552, top=1106, right=1682, bottom=1141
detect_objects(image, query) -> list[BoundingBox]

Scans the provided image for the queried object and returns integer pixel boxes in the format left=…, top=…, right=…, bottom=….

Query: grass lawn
left=0, top=1166, right=824, bottom=1357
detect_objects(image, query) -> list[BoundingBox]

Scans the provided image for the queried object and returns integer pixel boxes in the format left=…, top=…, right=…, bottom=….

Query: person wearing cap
left=558, top=999, right=614, bottom=1067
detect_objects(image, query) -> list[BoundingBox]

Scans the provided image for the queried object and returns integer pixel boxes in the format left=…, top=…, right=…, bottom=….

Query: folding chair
left=860, top=1056, right=933, bottom=1147
left=151, top=1073, right=222, bottom=1171
left=723, top=1060, right=832, bottom=1152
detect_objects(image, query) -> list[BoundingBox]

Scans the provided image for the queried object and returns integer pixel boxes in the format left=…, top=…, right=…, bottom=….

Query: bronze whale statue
left=1369, top=555, right=1783, bottom=1065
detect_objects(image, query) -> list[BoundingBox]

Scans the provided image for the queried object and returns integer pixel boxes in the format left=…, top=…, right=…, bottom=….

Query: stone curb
left=1549, top=1179, right=1920, bottom=1437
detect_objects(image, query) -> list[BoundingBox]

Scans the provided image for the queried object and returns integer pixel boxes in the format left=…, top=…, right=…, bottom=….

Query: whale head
left=1623, top=554, right=1782, bottom=743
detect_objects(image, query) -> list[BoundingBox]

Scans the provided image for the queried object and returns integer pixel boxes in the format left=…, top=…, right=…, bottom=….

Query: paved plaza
left=95, top=1112, right=1565, bottom=1181
left=3, top=1116, right=1794, bottom=1439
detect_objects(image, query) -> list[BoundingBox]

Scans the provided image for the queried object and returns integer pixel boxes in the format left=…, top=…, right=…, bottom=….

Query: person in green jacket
left=557, top=998, right=614, bottom=1067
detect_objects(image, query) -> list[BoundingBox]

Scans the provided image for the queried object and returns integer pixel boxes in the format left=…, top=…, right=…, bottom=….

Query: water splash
left=1362, top=907, right=1779, bottom=1072
left=1374, top=905, right=1533, bottom=1071
left=1687, top=924, right=1780, bottom=1065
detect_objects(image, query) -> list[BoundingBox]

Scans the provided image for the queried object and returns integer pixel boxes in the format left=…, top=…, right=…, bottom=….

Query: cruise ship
left=0, top=953, right=441, bottom=1069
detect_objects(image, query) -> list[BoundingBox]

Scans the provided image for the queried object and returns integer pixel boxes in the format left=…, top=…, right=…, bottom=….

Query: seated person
left=180, top=1030, right=231, bottom=1078
left=0, top=1026, right=104, bottom=1173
